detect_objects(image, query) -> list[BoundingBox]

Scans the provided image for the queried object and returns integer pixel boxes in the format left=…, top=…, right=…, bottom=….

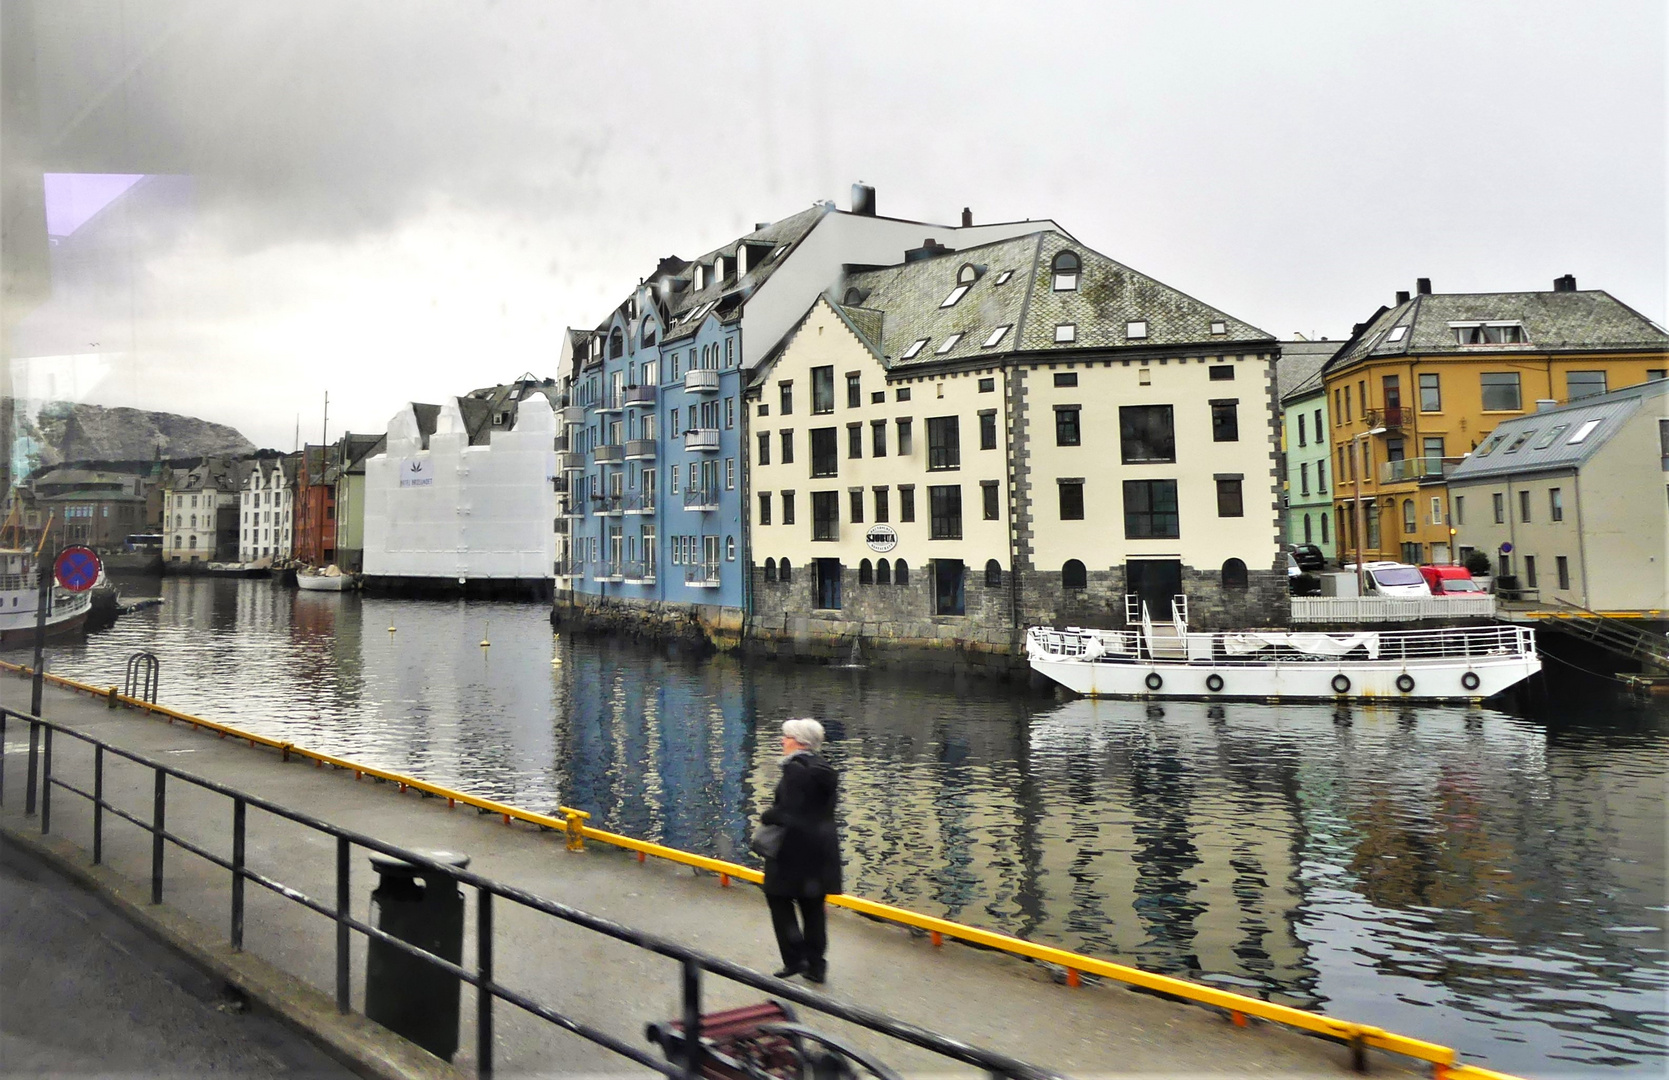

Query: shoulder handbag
left=750, top=823, right=786, bottom=860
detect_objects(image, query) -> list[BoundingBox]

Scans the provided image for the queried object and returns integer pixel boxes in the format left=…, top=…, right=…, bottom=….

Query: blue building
left=556, top=191, right=1058, bottom=643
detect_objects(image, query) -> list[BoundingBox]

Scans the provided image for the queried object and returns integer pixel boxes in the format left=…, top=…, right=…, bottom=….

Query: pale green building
left=1279, top=340, right=1337, bottom=561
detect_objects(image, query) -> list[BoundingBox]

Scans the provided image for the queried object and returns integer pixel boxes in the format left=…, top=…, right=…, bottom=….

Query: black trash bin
left=365, top=851, right=471, bottom=1061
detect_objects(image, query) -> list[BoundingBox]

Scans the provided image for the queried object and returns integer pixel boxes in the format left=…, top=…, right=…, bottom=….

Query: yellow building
left=1322, top=275, right=1668, bottom=566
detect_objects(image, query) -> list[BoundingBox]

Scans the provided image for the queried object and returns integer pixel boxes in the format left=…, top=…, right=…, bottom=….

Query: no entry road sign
left=54, top=546, right=102, bottom=592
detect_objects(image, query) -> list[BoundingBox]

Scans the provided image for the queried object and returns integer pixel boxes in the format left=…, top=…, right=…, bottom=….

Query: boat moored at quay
left=1027, top=595, right=1541, bottom=701
left=0, top=548, right=95, bottom=649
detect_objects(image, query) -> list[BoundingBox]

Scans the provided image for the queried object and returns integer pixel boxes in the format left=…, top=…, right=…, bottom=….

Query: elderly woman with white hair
left=754, top=717, right=843, bottom=983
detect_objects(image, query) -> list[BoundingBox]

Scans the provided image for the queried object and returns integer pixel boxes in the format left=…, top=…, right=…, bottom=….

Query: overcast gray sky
left=5, top=0, right=1664, bottom=451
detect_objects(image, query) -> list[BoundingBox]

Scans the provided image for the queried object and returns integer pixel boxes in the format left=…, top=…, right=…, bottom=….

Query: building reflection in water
left=32, top=579, right=1668, bottom=1077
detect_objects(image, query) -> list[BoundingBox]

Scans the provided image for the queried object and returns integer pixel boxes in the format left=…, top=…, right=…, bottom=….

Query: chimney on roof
left=904, top=237, right=953, bottom=263
left=961, top=207, right=973, bottom=227
left=1416, top=277, right=1432, bottom=296
left=851, top=183, right=876, bottom=217
left=1396, top=290, right=1410, bottom=305
left=1554, top=274, right=1577, bottom=292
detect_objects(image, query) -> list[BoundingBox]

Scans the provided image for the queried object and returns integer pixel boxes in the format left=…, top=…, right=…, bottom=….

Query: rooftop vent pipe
left=1416, top=278, right=1432, bottom=295
left=1554, top=274, right=1577, bottom=292
left=961, top=207, right=973, bottom=227
left=851, top=183, right=876, bottom=217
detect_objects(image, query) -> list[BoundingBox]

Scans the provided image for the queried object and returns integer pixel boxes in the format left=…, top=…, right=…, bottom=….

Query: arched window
left=1222, top=558, right=1248, bottom=590
left=894, top=559, right=909, bottom=586
left=876, top=558, right=891, bottom=585
left=958, top=263, right=978, bottom=285
left=1051, top=251, right=1081, bottom=291
left=1402, top=499, right=1416, bottom=535
left=859, top=559, right=874, bottom=585
left=1320, top=513, right=1330, bottom=543
left=764, top=557, right=776, bottom=580
left=1062, top=559, right=1087, bottom=589
left=1303, top=514, right=1313, bottom=543
left=641, top=318, right=656, bottom=347
left=609, top=327, right=624, bottom=358
left=843, top=287, right=865, bottom=306
left=985, top=559, right=1003, bottom=587
left=778, top=559, right=791, bottom=584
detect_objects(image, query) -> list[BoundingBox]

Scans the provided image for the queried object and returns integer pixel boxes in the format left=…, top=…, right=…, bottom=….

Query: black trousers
left=766, top=894, right=827, bottom=974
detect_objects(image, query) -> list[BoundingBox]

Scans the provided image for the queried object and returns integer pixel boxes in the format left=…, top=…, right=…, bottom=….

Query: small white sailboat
left=296, top=565, right=354, bottom=592
left=1027, top=594, right=1540, bottom=702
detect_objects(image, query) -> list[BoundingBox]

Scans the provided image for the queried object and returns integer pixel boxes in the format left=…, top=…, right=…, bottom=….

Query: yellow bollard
left=564, top=810, right=587, bottom=852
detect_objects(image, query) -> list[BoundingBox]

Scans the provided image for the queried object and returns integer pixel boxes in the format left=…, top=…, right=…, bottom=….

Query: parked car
left=1344, top=561, right=1434, bottom=597
left=1420, top=564, right=1486, bottom=595
left=1289, top=544, right=1325, bottom=572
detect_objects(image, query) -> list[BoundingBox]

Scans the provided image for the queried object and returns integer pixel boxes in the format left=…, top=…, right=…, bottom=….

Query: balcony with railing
left=684, top=369, right=720, bottom=394
left=623, top=384, right=656, bottom=407
left=553, top=517, right=570, bottom=535
left=623, top=491, right=656, bottom=514
left=593, top=393, right=624, bottom=414
left=1379, top=456, right=1463, bottom=485
left=594, top=443, right=624, bottom=464
left=592, top=559, right=624, bottom=582
left=559, top=405, right=587, bottom=424
left=684, top=487, right=719, bottom=512
left=683, top=428, right=720, bottom=452
left=558, top=451, right=585, bottom=472
left=591, top=493, right=624, bottom=516
left=685, top=563, right=721, bottom=588
left=624, top=438, right=657, bottom=460
left=1363, top=406, right=1404, bottom=430
left=553, top=433, right=570, bottom=452
left=622, top=560, right=656, bottom=585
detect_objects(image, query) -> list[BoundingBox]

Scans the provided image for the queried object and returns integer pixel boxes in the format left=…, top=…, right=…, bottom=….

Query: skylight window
left=1387, top=326, right=1408, bottom=342
left=900, top=338, right=929, bottom=360
left=1505, top=430, right=1535, bottom=453
left=940, top=285, right=970, bottom=308
left=1126, top=321, right=1149, bottom=340
left=1567, top=419, right=1602, bottom=444
left=982, top=325, right=1011, bottom=348
left=1210, top=321, right=1226, bottom=335
left=1532, top=424, right=1569, bottom=449
left=935, top=333, right=964, bottom=354
left=994, top=270, right=1014, bottom=285
left=1476, top=434, right=1508, bottom=457
left=1055, top=323, right=1076, bottom=344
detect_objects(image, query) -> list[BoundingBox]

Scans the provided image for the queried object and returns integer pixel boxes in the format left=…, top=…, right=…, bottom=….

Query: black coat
left=760, top=751, right=843, bottom=898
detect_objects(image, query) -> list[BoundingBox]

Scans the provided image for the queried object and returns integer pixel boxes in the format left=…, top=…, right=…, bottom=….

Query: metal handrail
left=0, top=704, right=1060, bottom=1080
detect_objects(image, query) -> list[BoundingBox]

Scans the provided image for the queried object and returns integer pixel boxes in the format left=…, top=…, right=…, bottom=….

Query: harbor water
left=10, top=576, right=1666, bottom=1078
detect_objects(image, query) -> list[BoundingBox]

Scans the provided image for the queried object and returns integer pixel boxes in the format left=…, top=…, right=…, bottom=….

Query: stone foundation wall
left=553, top=591, right=745, bottom=651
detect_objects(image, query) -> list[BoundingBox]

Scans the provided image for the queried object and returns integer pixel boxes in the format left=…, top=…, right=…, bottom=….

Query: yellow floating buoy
left=480, top=621, right=490, bottom=648
left=388, top=625, right=396, bottom=633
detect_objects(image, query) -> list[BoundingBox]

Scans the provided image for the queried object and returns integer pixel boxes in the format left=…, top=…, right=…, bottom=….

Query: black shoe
left=773, top=964, right=804, bottom=979
left=803, top=967, right=826, bottom=985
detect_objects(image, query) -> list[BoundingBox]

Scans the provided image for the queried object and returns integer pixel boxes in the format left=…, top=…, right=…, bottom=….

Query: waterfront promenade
left=2, top=681, right=1422, bottom=1077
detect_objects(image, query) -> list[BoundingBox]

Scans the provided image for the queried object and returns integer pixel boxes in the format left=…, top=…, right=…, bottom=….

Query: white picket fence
left=1290, top=595, right=1497, bottom=623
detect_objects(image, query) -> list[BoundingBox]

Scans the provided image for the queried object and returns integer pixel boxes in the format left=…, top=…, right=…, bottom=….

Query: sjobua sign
left=865, top=525, right=898, bottom=553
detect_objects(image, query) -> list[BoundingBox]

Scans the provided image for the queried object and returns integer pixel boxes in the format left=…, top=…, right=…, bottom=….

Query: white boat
left=296, top=566, right=354, bottom=591
left=1026, top=595, right=1540, bottom=702
left=0, top=548, right=95, bottom=649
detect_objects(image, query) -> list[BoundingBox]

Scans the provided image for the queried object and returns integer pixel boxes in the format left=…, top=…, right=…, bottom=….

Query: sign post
left=30, top=546, right=102, bottom=715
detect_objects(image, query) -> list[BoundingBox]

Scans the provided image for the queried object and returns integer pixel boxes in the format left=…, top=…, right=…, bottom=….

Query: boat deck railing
left=1028, top=623, right=1536, bottom=665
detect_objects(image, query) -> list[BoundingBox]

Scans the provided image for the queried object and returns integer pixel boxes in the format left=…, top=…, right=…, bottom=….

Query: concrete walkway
left=1, top=683, right=1402, bottom=1077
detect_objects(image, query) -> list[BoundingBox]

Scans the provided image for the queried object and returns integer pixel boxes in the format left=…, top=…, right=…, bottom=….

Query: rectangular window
left=782, top=490, right=796, bottom=525
left=1557, top=556, right=1570, bottom=590
left=812, top=367, right=835, bottom=414
left=1524, top=555, right=1538, bottom=588
left=1058, top=480, right=1084, bottom=520
left=1493, top=492, right=1506, bottom=524
left=725, top=397, right=735, bottom=429
left=758, top=432, right=771, bottom=465
left=849, top=489, right=864, bottom=524
left=1549, top=488, right=1564, bottom=522
left=759, top=492, right=772, bottom=525
left=980, top=411, right=997, bottom=450
left=1298, top=413, right=1307, bottom=447
left=1209, top=365, right=1234, bottom=381
left=927, top=416, right=961, bottom=470
left=873, top=486, right=889, bottom=523
left=1119, top=405, right=1176, bottom=463
left=897, top=419, right=913, bottom=456
left=812, top=491, right=839, bottom=541
left=1216, top=477, right=1244, bottom=517
left=1419, top=373, right=1441, bottom=412
left=1314, top=408, right=1322, bottom=441
left=1566, top=370, right=1607, bottom=401
left=899, top=485, right=916, bottom=522
left=1344, top=385, right=1352, bottom=422
left=810, top=428, right=838, bottom=477
left=1211, top=399, right=1239, bottom=442
left=1054, top=406, right=1080, bottom=446
left=871, top=419, right=887, bottom=457
left=1053, top=372, right=1078, bottom=387
left=1481, top=372, right=1522, bottom=411
left=780, top=382, right=793, bottom=415
left=982, top=481, right=1000, bottom=520
left=846, top=373, right=862, bottom=409
left=726, top=458, right=735, bottom=490
left=1454, top=496, right=1465, bottom=525
left=671, top=464, right=680, bottom=495
left=780, top=430, right=794, bottom=464
left=1519, top=489, right=1532, bottom=523
left=1124, top=480, right=1180, bottom=538
left=725, top=338, right=734, bottom=367
left=979, top=377, right=995, bottom=393
left=929, top=485, right=962, bottom=539
left=848, top=423, right=863, bottom=459
left=1300, top=462, right=1310, bottom=495
left=896, top=387, right=911, bottom=402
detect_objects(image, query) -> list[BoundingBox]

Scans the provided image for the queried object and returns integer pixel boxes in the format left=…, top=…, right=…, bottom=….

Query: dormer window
left=609, top=328, right=624, bottom=359
left=1126, top=321, right=1148, bottom=340
left=957, top=264, right=979, bottom=285
left=1051, top=251, right=1080, bottom=291
left=1210, top=321, right=1226, bottom=335
left=1452, top=322, right=1527, bottom=345
left=940, top=284, right=970, bottom=308
left=641, top=317, right=657, bottom=347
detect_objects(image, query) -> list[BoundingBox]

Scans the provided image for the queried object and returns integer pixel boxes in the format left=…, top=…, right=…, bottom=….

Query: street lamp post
left=1351, top=426, right=1387, bottom=592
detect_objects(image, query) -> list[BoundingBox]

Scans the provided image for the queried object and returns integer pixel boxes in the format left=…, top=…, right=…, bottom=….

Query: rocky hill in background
left=29, top=402, right=256, bottom=467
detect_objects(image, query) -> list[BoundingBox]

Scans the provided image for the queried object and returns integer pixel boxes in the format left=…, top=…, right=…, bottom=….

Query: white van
left=1355, top=561, right=1433, bottom=597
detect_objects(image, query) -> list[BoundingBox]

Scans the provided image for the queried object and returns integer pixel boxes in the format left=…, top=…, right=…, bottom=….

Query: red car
left=1420, top=564, right=1486, bottom=595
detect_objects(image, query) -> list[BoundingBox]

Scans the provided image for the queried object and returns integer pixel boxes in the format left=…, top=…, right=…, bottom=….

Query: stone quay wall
left=554, top=592, right=746, bottom=651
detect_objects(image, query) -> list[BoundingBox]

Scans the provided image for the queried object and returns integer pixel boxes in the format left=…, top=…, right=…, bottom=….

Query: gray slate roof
left=1330, top=290, right=1669, bottom=371
left=1448, top=377, right=1668, bottom=482
left=835, top=230, right=1272, bottom=371
left=1276, top=340, right=1338, bottom=402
